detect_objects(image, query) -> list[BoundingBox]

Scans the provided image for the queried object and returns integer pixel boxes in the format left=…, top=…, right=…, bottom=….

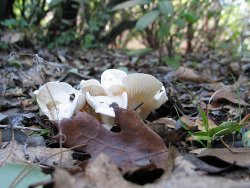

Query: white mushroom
left=86, top=92, right=128, bottom=129
left=101, top=69, right=127, bottom=90
left=79, top=79, right=100, bottom=88
left=122, top=73, right=168, bottom=119
left=36, top=82, right=86, bottom=121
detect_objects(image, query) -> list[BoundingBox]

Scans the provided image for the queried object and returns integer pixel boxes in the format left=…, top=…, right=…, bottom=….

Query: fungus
left=122, top=73, right=168, bottom=119
left=36, top=82, right=85, bottom=121
left=86, top=92, right=128, bottom=128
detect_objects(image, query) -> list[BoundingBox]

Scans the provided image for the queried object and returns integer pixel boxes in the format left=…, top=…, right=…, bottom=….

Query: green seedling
left=187, top=107, right=249, bottom=148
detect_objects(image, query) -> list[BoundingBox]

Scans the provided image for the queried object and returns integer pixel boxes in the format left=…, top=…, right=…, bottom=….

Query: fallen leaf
left=208, top=90, right=249, bottom=107
left=181, top=115, right=217, bottom=131
left=54, top=107, right=168, bottom=173
left=0, top=141, right=75, bottom=169
left=197, top=148, right=250, bottom=168
left=174, top=66, right=208, bottom=83
left=147, top=122, right=186, bottom=145
left=53, top=154, right=138, bottom=188
left=0, top=162, right=51, bottom=188
left=53, top=153, right=250, bottom=188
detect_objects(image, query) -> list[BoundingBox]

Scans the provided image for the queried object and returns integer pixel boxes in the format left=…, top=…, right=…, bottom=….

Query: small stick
left=134, top=102, right=144, bottom=111
left=0, top=125, right=43, bottom=131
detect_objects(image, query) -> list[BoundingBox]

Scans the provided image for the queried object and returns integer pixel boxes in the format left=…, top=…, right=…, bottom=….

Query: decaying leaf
left=208, top=89, right=249, bottom=107
left=54, top=106, right=168, bottom=172
left=53, top=152, right=250, bottom=188
left=174, top=66, right=208, bottom=83
left=180, top=115, right=217, bottom=131
left=0, top=141, right=75, bottom=168
left=197, top=148, right=250, bottom=168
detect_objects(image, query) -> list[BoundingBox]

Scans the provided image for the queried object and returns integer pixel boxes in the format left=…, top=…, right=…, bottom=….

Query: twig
left=0, top=125, right=43, bottom=131
left=133, top=102, right=144, bottom=111
left=0, top=76, right=11, bottom=111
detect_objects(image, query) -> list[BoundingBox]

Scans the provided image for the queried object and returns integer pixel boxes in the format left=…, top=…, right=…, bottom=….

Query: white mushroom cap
left=36, top=82, right=86, bottom=121
left=153, top=86, right=168, bottom=109
left=80, top=79, right=107, bottom=96
left=107, top=84, right=126, bottom=96
left=86, top=92, right=128, bottom=117
left=101, top=69, right=127, bottom=89
left=122, top=73, right=167, bottom=119
left=79, top=79, right=100, bottom=88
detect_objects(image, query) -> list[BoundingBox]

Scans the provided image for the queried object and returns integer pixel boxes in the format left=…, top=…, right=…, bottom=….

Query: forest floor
left=0, top=48, right=250, bottom=188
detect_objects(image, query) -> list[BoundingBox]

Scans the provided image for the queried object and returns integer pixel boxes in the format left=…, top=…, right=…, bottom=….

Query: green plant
left=187, top=106, right=245, bottom=148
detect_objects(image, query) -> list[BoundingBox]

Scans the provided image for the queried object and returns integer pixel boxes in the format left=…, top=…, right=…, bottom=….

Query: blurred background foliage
left=0, top=0, right=250, bottom=60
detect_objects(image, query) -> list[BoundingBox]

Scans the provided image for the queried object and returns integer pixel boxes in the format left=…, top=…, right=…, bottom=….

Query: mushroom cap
left=101, top=69, right=127, bottom=89
left=79, top=79, right=100, bottom=88
left=86, top=92, right=128, bottom=117
left=80, top=79, right=107, bottom=96
left=36, top=82, right=86, bottom=120
left=122, top=73, right=167, bottom=119
left=153, top=86, right=168, bottom=109
left=107, top=84, right=126, bottom=96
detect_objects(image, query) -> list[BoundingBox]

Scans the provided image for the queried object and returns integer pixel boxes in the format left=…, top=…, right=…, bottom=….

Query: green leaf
left=163, top=55, right=181, bottom=70
left=208, top=121, right=241, bottom=137
left=159, top=0, right=174, bottom=16
left=184, top=12, right=197, bottom=23
left=48, top=0, right=64, bottom=9
left=242, top=130, right=250, bottom=147
left=136, top=10, right=160, bottom=30
left=188, top=135, right=212, bottom=141
left=0, top=163, right=51, bottom=188
left=158, top=22, right=170, bottom=38
left=198, top=106, right=209, bottom=133
left=174, top=18, right=186, bottom=29
left=112, top=0, right=150, bottom=11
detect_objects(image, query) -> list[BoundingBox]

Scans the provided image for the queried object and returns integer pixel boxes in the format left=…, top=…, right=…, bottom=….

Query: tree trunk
left=48, top=0, right=79, bottom=37
left=0, top=0, right=15, bottom=21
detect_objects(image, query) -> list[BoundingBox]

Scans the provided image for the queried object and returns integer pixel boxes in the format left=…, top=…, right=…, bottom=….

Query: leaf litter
left=0, top=51, right=250, bottom=187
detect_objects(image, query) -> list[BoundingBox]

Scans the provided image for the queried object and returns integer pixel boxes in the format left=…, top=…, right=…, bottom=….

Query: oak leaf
left=54, top=106, right=168, bottom=172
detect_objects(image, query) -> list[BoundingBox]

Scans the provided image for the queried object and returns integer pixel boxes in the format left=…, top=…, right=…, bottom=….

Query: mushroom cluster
left=36, top=69, right=168, bottom=129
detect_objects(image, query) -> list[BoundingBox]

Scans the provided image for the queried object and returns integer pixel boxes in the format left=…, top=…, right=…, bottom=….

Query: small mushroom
left=122, top=73, right=168, bottom=119
left=36, top=82, right=86, bottom=121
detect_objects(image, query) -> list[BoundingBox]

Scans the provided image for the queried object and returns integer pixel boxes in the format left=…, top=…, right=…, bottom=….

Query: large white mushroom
left=122, top=73, right=168, bottom=119
left=36, top=82, right=86, bottom=121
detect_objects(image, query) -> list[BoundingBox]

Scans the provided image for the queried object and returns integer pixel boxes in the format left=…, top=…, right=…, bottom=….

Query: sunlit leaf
left=112, top=0, right=150, bottom=11
left=184, top=12, right=197, bottom=23
left=136, top=10, right=160, bottom=30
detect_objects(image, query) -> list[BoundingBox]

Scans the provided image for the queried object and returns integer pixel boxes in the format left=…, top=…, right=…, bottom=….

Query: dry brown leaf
left=197, top=148, right=250, bottom=168
left=53, top=153, right=250, bottom=188
left=208, top=90, right=249, bottom=107
left=180, top=115, right=217, bottom=131
left=54, top=106, right=168, bottom=173
left=174, top=66, right=208, bottom=83
left=0, top=141, right=75, bottom=168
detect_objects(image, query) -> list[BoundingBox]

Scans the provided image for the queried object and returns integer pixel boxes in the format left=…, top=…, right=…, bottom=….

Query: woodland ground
left=0, top=48, right=250, bottom=188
